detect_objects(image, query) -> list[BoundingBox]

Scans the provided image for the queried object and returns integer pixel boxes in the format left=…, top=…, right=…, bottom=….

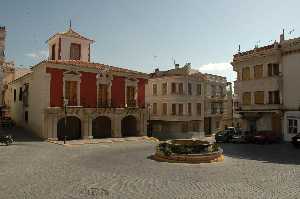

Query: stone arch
left=121, top=115, right=139, bottom=137
left=92, top=116, right=112, bottom=138
left=57, top=116, right=81, bottom=140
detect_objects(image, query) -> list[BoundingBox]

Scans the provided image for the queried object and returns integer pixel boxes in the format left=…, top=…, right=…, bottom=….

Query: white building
left=232, top=31, right=300, bottom=141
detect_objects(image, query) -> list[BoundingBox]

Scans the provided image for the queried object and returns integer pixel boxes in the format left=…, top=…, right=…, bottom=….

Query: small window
left=51, top=44, right=56, bottom=60
left=171, top=83, right=176, bottom=94
left=162, top=103, right=167, bottom=115
left=152, top=84, right=157, bottom=96
left=197, top=103, right=201, bottom=115
left=152, top=103, right=157, bottom=115
left=288, top=119, right=298, bottom=134
left=211, top=85, right=216, bottom=97
left=172, top=104, right=176, bottom=115
left=178, top=104, right=183, bottom=116
left=254, top=91, right=264, bottom=104
left=13, top=89, right=16, bottom=102
left=243, top=92, right=251, bottom=105
left=268, top=64, right=273, bottom=76
left=162, top=83, right=167, bottom=95
left=70, top=43, right=81, bottom=60
left=242, top=67, right=250, bottom=80
left=273, top=64, right=279, bottom=75
left=178, top=83, right=183, bottom=95
left=188, top=103, right=192, bottom=115
left=254, top=65, right=263, bottom=79
left=19, top=87, right=23, bottom=101
left=274, top=90, right=280, bottom=104
left=197, top=84, right=201, bottom=95
left=268, top=91, right=273, bottom=104
left=188, top=83, right=192, bottom=95
left=24, top=111, right=28, bottom=123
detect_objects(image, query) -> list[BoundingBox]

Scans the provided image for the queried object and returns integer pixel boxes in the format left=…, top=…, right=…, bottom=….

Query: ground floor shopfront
left=283, top=111, right=300, bottom=141
left=43, top=107, right=147, bottom=140
left=238, top=111, right=282, bottom=137
left=150, top=120, right=204, bottom=140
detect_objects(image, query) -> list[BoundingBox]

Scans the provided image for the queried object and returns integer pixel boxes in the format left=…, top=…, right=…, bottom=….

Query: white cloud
left=26, top=50, right=48, bottom=60
left=199, top=62, right=237, bottom=82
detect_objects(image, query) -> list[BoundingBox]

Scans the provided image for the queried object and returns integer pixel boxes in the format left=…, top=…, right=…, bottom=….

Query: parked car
left=253, top=131, right=280, bottom=144
left=215, top=128, right=236, bottom=143
left=291, top=133, right=300, bottom=148
left=230, top=133, right=247, bottom=143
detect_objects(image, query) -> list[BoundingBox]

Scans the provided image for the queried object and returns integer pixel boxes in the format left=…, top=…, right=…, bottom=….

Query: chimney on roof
left=175, top=63, right=180, bottom=69
left=280, top=29, right=285, bottom=43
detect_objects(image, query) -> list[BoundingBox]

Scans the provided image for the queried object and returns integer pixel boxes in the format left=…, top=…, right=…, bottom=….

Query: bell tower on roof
left=47, top=24, right=94, bottom=62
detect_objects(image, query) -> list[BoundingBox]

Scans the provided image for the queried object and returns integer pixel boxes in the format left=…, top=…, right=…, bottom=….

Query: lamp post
left=147, top=104, right=152, bottom=137
left=63, top=98, right=68, bottom=143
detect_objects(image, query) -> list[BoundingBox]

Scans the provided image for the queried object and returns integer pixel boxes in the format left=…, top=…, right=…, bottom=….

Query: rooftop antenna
left=171, top=57, right=176, bottom=66
left=69, top=19, right=72, bottom=29
left=288, top=29, right=295, bottom=35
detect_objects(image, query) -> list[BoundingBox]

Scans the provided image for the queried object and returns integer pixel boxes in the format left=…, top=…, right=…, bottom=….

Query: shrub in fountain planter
left=154, top=139, right=223, bottom=163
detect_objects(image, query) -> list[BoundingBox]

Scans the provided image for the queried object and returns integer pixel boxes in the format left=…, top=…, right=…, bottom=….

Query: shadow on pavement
left=221, top=143, right=300, bottom=165
left=0, top=127, right=43, bottom=142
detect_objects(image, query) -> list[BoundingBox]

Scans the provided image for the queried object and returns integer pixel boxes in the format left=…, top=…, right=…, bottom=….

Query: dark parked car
left=215, top=128, right=236, bottom=143
left=253, top=131, right=280, bottom=144
left=291, top=133, right=300, bottom=148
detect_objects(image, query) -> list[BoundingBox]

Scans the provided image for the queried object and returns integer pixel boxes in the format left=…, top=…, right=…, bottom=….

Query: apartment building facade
left=232, top=32, right=300, bottom=141
left=9, top=27, right=148, bottom=140
left=204, top=74, right=232, bottom=135
left=146, top=63, right=232, bottom=139
left=146, top=63, right=206, bottom=139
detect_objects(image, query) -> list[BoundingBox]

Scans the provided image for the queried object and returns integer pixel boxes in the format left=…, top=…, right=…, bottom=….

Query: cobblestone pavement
left=0, top=128, right=300, bottom=199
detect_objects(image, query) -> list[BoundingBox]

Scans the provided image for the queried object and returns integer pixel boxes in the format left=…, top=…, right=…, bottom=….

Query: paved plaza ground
left=0, top=128, right=300, bottom=199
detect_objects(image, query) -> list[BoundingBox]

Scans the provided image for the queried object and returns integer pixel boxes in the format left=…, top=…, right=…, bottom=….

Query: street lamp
left=63, top=98, right=68, bottom=143
left=147, top=104, right=152, bottom=137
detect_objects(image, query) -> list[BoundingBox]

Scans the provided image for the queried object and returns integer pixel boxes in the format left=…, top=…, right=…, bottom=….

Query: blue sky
left=1, top=0, right=300, bottom=82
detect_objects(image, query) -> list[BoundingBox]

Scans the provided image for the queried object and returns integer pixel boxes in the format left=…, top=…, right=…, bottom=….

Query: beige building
left=9, top=27, right=148, bottom=140
left=146, top=63, right=206, bottom=139
left=204, top=74, right=232, bottom=135
left=0, top=26, right=31, bottom=116
left=232, top=31, right=300, bottom=141
left=146, top=63, right=232, bottom=139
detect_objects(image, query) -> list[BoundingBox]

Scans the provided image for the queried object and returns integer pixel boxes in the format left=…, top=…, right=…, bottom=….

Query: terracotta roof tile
left=47, top=28, right=94, bottom=43
left=39, top=60, right=147, bottom=76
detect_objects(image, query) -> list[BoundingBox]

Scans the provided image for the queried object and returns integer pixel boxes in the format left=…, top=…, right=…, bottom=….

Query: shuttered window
left=254, top=91, right=264, bottom=104
left=242, top=92, right=251, bottom=105
left=65, top=81, right=77, bottom=106
left=127, top=86, right=135, bottom=107
left=70, top=43, right=81, bottom=60
left=98, top=84, right=108, bottom=107
left=242, top=67, right=250, bottom=80
left=254, top=65, right=263, bottom=79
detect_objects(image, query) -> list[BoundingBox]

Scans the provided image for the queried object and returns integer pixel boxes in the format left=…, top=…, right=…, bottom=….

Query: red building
left=9, top=27, right=148, bottom=140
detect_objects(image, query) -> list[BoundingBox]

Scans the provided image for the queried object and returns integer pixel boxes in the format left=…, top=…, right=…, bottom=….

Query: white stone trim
left=63, top=70, right=81, bottom=106
left=96, top=71, right=112, bottom=107
left=125, top=78, right=138, bottom=107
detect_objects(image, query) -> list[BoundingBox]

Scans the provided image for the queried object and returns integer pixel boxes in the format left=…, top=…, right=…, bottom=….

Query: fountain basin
left=153, top=139, right=224, bottom=163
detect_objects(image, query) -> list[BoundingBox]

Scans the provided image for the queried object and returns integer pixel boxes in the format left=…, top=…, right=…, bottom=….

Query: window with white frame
left=288, top=119, right=298, bottom=134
